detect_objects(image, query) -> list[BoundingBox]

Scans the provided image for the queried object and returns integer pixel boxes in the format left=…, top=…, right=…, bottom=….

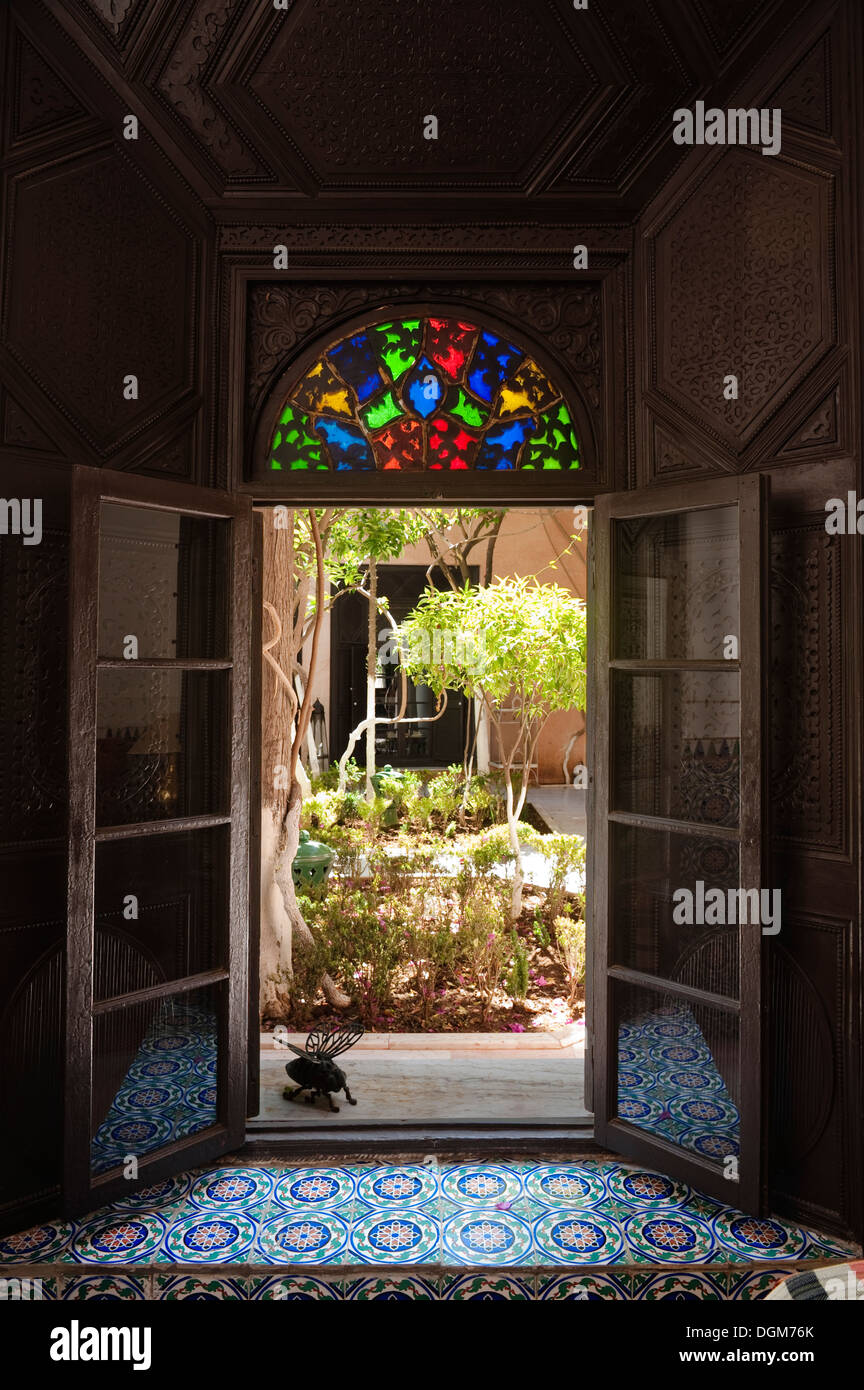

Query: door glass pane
left=613, top=506, right=738, bottom=660
left=612, top=670, right=739, bottom=827
left=96, top=669, right=229, bottom=826
left=94, top=827, right=229, bottom=1000
left=611, top=823, right=740, bottom=996
left=614, top=982, right=740, bottom=1169
left=91, top=984, right=221, bottom=1177
left=98, top=504, right=229, bottom=659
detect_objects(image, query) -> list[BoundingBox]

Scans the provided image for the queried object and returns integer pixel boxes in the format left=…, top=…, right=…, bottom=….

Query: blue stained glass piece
left=403, top=355, right=444, bottom=419
left=467, top=333, right=523, bottom=403
left=474, top=417, right=535, bottom=470
left=314, top=418, right=375, bottom=470
left=328, top=334, right=381, bottom=404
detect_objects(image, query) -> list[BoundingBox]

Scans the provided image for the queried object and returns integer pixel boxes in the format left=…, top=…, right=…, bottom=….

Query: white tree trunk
left=259, top=806, right=294, bottom=1019
left=505, top=774, right=524, bottom=922
left=475, top=698, right=490, bottom=774
left=365, top=558, right=377, bottom=800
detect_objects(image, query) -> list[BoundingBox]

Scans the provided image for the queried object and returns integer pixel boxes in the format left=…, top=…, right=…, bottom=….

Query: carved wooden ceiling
left=33, top=0, right=809, bottom=215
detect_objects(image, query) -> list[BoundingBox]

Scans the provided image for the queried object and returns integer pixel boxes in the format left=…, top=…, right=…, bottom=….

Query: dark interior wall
left=633, top=2, right=863, bottom=1237
left=0, top=0, right=860, bottom=1238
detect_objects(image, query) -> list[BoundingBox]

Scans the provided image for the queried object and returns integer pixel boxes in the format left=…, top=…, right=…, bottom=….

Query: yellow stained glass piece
left=496, top=359, right=558, bottom=418
left=294, top=358, right=353, bottom=417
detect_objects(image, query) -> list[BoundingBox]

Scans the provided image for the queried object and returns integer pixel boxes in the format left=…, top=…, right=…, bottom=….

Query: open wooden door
left=589, top=475, right=767, bottom=1213
left=65, top=467, right=254, bottom=1217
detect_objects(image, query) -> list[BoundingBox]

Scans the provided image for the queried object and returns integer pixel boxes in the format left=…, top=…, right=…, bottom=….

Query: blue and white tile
left=189, top=1167, right=274, bottom=1211
left=533, top=1210, right=625, bottom=1264
left=442, top=1209, right=533, bottom=1266
left=604, top=1166, right=692, bottom=1211
left=62, top=1274, right=148, bottom=1300
left=355, top=1165, right=438, bottom=1209
left=156, top=1274, right=246, bottom=1299
left=163, top=1211, right=257, bottom=1263
left=256, top=1210, right=350, bottom=1264
left=72, top=1211, right=167, bottom=1265
left=0, top=1221, right=75, bottom=1264
left=440, top=1163, right=522, bottom=1208
left=348, top=1274, right=439, bottom=1300
left=249, top=1274, right=341, bottom=1300
left=712, top=1213, right=808, bottom=1260
left=350, top=1208, right=439, bottom=1264
left=442, top=1273, right=532, bottom=1300
left=631, top=1271, right=725, bottom=1300
left=113, top=1173, right=193, bottom=1212
left=538, top=1272, right=629, bottom=1300
left=523, top=1163, right=608, bottom=1209
left=624, top=1210, right=716, bottom=1264
left=274, top=1167, right=357, bottom=1211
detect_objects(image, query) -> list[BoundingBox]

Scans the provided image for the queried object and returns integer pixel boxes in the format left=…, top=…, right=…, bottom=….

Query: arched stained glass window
left=268, top=315, right=580, bottom=473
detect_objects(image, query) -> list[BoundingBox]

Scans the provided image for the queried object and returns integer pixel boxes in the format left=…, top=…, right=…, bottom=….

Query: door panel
left=65, top=467, right=254, bottom=1217
left=590, top=476, right=767, bottom=1212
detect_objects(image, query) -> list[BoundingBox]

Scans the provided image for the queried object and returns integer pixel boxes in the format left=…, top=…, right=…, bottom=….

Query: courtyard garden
left=266, top=761, right=587, bottom=1034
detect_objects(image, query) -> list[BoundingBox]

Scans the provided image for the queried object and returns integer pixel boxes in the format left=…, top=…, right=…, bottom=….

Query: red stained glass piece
left=426, top=318, right=478, bottom=382
left=371, top=416, right=423, bottom=471
left=427, top=415, right=479, bottom=470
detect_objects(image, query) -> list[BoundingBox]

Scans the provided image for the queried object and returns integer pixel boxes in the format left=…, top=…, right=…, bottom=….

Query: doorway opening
left=253, top=503, right=592, bottom=1137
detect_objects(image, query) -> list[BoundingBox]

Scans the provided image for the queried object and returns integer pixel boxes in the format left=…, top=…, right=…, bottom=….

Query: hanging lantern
left=292, top=829, right=334, bottom=888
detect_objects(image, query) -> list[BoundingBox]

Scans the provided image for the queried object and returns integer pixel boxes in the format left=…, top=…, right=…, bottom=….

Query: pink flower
left=495, top=1199, right=513, bottom=1211
left=536, top=976, right=548, bottom=988
left=509, top=1023, right=525, bottom=1033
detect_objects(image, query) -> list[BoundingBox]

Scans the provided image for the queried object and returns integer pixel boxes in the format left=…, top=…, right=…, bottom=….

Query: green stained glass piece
left=372, top=320, right=422, bottom=383
left=446, top=387, right=489, bottom=429
left=270, top=402, right=327, bottom=471
left=361, top=388, right=403, bottom=432
left=523, top=403, right=579, bottom=471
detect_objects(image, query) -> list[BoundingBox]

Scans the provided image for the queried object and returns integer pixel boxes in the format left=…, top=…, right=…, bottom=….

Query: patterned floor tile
left=273, top=1167, right=357, bottom=1211
left=163, top=1211, right=257, bottom=1263
left=72, top=1212, right=167, bottom=1265
left=440, top=1164, right=523, bottom=1208
left=723, top=1268, right=798, bottom=1300
left=523, top=1163, right=608, bottom=1209
left=441, top=1210, right=533, bottom=1266
left=538, top=1272, right=629, bottom=1300
left=533, top=1210, right=625, bottom=1264
left=442, top=1273, right=532, bottom=1300
left=61, top=1274, right=148, bottom=1300
left=347, top=1274, right=439, bottom=1300
left=0, top=1222, right=76, bottom=1264
left=355, top=1165, right=438, bottom=1209
left=350, top=1208, right=440, bottom=1264
left=604, top=1167, right=692, bottom=1211
left=256, top=1211, right=350, bottom=1264
left=113, top=1174, right=193, bottom=1212
left=624, top=1211, right=716, bottom=1264
left=156, top=1274, right=246, bottom=1299
left=631, top=1270, right=725, bottom=1299
left=249, top=1273, right=341, bottom=1299
left=712, top=1214, right=808, bottom=1260
left=189, top=1168, right=275, bottom=1211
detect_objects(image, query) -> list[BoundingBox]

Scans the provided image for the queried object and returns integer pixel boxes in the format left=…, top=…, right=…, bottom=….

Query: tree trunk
left=504, top=769, right=525, bottom=922
left=258, top=511, right=348, bottom=1021
left=365, top=557, right=377, bottom=800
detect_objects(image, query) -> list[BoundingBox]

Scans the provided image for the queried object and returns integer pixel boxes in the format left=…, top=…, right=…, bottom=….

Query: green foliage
left=542, top=833, right=587, bottom=919
left=398, top=576, right=587, bottom=717
left=554, top=913, right=586, bottom=1009
left=505, top=931, right=530, bottom=1003
left=458, top=893, right=510, bottom=1023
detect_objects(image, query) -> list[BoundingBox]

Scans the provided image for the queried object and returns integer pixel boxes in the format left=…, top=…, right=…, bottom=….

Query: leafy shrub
left=458, top=888, right=510, bottom=1023
left=542, top=833, right=586, bottom=919
left=504, top=931, right=530, bottom=1002
left=554, top=913, right=586, bottom=1008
